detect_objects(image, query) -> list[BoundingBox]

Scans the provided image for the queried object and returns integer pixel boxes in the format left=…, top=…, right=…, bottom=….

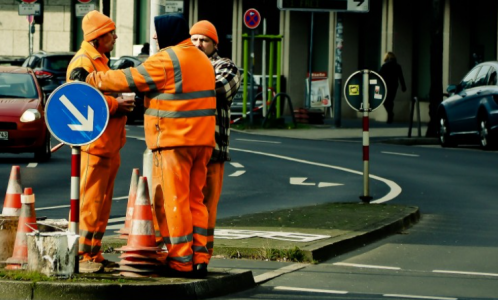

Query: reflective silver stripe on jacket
left=166, top=48, right=182, bottom=93
left=123, top=64, right=158, bottom=92
left=148, top=89, right=215, bottom=100
left=145, top=108, right=215, bottom=118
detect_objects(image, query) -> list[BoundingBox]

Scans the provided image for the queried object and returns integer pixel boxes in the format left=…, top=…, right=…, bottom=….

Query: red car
left=0, top=66, right=51, bottom=161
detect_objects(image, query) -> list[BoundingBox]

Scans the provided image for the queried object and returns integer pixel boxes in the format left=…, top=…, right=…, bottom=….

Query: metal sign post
left=343, top=69, right=386, bottom=203
left=45, top=82, right=109, bottom=273
left=243, top=8, right=261, bottom=125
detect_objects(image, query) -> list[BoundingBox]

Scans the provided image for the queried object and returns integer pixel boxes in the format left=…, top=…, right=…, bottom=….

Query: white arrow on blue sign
left=45, top=82, right=109, bottom=146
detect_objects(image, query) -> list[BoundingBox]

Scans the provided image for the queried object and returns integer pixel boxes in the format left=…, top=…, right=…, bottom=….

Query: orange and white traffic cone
left=6, top=187, right=38, bottom=270
left=115, top=177, right=165, bottom=277
left=117, top=168, right=140, bottom=239
left=2, top=166, right=23, bottom=216
left=116, top=177, right=160, bottom=252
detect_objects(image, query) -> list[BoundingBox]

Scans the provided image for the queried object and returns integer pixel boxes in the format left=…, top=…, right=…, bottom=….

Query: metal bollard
left=142, top=148, right=153, bottom=198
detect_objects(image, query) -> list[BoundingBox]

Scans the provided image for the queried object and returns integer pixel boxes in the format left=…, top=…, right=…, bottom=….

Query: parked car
left=111, top=55, right=144, bottom=124
left=0, top=66, right=51, bottom=161
left=110, top=55, right=142, bottom=70
left=21, top=51, right=75, bottom=96
left=437, top=61, right=498, bottom=149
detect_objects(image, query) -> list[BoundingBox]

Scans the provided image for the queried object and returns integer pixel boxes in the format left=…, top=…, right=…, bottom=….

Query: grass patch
left=213, top=202, right=418, bottom=263
left=0, top=269, right=131, bottom=283
left=217, top=202, right=412, bottom=231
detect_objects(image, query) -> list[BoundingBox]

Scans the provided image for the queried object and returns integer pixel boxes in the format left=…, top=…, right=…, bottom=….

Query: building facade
left=1, top=0, right=497, bottom=123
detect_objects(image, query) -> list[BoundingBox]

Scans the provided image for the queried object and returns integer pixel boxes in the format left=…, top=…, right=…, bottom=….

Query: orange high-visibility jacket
left=86, top=38, right=216, bottom=149
left=66, top=41, right=126, bottom=157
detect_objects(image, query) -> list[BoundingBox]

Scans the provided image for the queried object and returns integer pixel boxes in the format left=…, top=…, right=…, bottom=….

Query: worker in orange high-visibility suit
left=190, top=21, right=241, bottom=262
left=84, top=14, right=216, bottom=278
left=66, top=10, right=135, bottom=274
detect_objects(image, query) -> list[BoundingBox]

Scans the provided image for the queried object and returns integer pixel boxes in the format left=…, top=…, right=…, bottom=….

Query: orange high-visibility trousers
left=202, top=161, right=225, bottom=258
left=152, top=146, right=212, bottom=272
left=79, top=151, right=120, bottom=262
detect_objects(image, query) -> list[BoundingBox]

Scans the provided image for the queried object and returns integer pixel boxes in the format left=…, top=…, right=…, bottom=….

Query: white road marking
left=433, top=270, right=498, bottom=277
left=27, top=163, right=37, bottom=168
left=127, top=135, right=145, bottom=141
left=230, top=162, right=244, bottom=168
left=36, top=204, right=70, bottom=211
left=108, top=217, right=126, bottom=223
left=229, top=170, right=246, bottom=177
left=382, top=151, right=419, bottom=157
left=236, top=138, right=281, bottom=144
left=36, top=195, right=129, bottom=211
left=231, top=147, right=401, bottom=203
left=106, top=223, right=123, bottom=230
left=273, top=286, right=348, bottom=295
left=290, top=177, right=315, bottom=186
left=333, top=262, right=400, bottom=270
left=254, top=264, right=307, bottom=284
left=384, top=294, right=457, bottom=300
left=318, top=182, right=344, bottom=188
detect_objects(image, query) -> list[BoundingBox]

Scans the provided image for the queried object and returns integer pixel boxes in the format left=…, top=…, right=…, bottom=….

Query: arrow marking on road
left=354, top=0, right=365, bottom=6
left=318, top=182, right=344, bottom=188
left=229, top=170, right=246, bottom=177
left=59, top=94, right=94, bottom=131
left=290, top=177, right=315, bottom=186
left=230, top=162, right=245, bottom=168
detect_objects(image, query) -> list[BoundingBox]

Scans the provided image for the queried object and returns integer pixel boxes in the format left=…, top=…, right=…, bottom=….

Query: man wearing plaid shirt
left=190, top=20, right=241, bottom=266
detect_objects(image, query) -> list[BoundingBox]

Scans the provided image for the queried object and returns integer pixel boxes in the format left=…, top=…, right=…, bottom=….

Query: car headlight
left=20, top=109, right=41, bottom=122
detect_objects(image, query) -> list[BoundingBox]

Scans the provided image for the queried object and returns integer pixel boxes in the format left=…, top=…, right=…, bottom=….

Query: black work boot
left=192, top=263, right=208, bottom=278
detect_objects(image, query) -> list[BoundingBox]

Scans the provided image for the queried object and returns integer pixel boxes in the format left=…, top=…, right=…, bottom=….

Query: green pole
left=268, top=41, right=274, bottom=110
left=243, top=38, right=249, bottom=118
left=276, top=40, right=282, bottom=118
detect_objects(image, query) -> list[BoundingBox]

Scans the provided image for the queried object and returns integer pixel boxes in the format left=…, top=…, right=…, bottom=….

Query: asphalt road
left=1, top=125, right=498, bottom=299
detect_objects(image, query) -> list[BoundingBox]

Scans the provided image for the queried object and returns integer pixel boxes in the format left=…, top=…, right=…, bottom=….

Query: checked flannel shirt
left=209, top=51, right=241, bottom=162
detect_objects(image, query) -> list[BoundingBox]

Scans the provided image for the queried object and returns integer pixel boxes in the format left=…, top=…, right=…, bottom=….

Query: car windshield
left=45, top=56, right=72, bottom=71
left=0, top=73, right=38, bottom=99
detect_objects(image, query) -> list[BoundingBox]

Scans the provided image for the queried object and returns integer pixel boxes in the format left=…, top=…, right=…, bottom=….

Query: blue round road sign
left=244, top=8, right=261, bottom=29
left=45, top=82, right=109, bottom=146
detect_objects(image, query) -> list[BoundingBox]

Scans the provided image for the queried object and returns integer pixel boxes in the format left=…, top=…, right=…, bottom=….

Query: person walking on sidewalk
left=379, top=51, right=406, bottom=124
left=82, top=14, right=216, bottom=278
left=66, top=10, right=135, bottom=273
left=190, top=20, right=240, bottom=263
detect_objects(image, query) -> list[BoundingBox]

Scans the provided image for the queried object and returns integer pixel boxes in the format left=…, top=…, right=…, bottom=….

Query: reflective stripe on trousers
left=152, top=146, right=212, bottom=272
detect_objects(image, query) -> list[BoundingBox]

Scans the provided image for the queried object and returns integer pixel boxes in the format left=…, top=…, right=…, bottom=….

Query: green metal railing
left=241, top=34, right=283, bottom=119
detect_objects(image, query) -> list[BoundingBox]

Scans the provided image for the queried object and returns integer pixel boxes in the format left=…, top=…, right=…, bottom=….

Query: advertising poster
left=306, top=73, right=331, bottom=108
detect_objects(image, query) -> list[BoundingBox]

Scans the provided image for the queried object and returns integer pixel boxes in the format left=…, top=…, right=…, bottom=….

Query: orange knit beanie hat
left=190, top=20, right=218, bottom=44
left=82, top=10, right=116, bottom=42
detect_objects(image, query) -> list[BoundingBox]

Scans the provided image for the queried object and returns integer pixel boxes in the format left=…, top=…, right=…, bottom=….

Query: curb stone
left=0, top=268, right=255, bottom=300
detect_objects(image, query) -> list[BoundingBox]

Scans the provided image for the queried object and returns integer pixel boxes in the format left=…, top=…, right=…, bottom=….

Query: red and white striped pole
left=70, top=146, right=80, bottom=273
left=360, top=70, right=372, bottom=204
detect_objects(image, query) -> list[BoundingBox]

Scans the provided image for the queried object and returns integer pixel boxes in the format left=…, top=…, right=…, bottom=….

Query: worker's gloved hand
left=69, top=67, right=90, bottom=82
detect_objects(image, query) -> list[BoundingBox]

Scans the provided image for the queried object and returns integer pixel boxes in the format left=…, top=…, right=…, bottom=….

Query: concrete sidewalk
left=0, top=118, right=430, bottom=300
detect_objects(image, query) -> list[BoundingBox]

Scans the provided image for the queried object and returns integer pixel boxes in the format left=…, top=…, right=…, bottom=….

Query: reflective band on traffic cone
left=2, top=166, right=22, bottom=216
left=6, top=187, right=38, bottom=270
left=117, top=168, right=140, bottom=239
left=116, top=177, right=160, bottom=252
